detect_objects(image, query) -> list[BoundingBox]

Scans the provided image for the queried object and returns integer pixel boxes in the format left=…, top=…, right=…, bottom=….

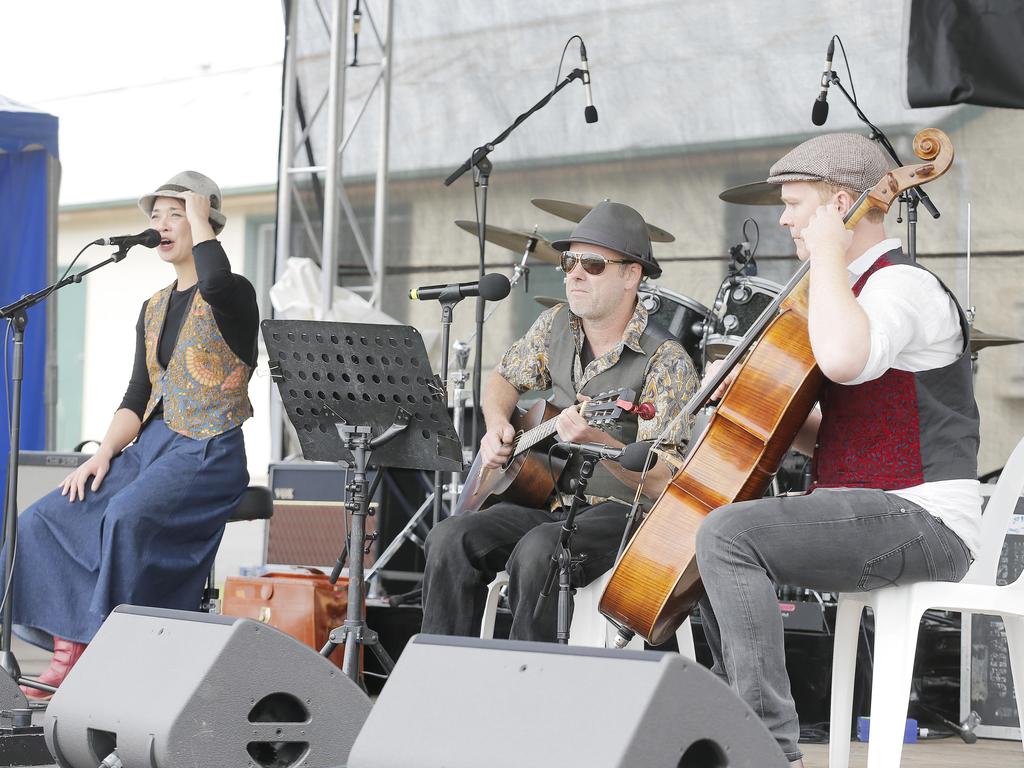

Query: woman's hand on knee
left=61, top=455, right=111, bottom=503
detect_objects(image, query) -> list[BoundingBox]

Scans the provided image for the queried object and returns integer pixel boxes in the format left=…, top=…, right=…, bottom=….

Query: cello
left=598, top=128, right=955, bottom=646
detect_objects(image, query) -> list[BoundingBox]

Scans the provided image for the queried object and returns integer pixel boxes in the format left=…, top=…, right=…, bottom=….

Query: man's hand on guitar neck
left=556, top=394, right=620, bottom=448
left=480, top=422, right=516, bottom=469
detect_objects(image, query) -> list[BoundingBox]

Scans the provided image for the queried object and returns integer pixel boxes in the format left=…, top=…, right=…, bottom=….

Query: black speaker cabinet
left=348, top=635, right=787, bottom=768
left=44, top=606, right=371, bottom=768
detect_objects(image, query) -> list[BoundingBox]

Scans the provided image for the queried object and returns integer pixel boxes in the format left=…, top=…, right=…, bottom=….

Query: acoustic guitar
left=453, top=388, right=639, bottom=516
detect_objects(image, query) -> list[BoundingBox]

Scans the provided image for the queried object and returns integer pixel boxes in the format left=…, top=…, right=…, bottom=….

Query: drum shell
left=638, top=286, right=713, bottom=374
left=706, top=276, right=782, bottom=361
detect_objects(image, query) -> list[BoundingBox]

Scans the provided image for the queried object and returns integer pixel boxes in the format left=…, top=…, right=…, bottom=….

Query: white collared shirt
left=829, top=238, right=983, bottom=555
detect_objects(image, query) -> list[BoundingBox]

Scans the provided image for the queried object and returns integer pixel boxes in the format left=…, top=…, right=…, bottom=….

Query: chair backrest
left=964, top=434, right=1024, bottom=586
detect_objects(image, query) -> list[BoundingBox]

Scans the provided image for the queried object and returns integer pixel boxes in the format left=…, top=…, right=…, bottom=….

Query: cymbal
left=970, top=327, right=1024, bottom=352
left=718, top=181, right=783, bottom=206
left=530, top=198, right=676, bottom=243
left=453, top=220, right=561, bottom=265
left=533, top=295, right=565, bottom=309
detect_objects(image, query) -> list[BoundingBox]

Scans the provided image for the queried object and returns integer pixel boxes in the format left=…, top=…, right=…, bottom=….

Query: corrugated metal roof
left=4, top=1, right=962, bottom=206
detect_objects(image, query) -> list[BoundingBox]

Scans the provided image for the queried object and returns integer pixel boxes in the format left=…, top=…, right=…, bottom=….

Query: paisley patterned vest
left=142, top=284, right=253, bottom=439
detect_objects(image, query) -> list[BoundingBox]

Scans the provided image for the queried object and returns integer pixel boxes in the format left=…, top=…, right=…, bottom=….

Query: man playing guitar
left=421, top=201, right=698, bottom=641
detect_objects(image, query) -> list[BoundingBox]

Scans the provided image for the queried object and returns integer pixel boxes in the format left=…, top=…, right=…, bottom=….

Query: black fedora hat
left=551, top=201, right=661, bottom=279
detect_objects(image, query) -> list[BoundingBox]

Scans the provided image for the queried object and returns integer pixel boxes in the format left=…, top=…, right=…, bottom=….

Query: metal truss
left=275, top=0, right=394, bottom=313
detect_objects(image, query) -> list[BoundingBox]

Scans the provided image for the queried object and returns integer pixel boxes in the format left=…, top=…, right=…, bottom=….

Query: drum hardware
left=969, top=328, right=1024, bottom=353
left=531, top=197, right=676, bottom=243
left=718, top=180, right=783, bottom=206
left=728, top=218, right=760, bottom=277
left=961, top=206, right=1024, bottom=356
left=703, top=275, right=784, bottom=363
left=453, top=220, right=561, bottom=266
left=637, top=284, right=714, bottom=375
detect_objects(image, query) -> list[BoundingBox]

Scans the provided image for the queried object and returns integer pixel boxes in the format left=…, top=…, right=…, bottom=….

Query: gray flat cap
left=138, top=170, right=227, bottom=235
left=767, top=133, right=891, bottom=192
left=551, top=201, right=661, bottom=279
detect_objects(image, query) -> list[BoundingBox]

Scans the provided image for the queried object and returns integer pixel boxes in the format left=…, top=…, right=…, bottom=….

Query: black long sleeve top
left=119, top=240, right=259, bottom=419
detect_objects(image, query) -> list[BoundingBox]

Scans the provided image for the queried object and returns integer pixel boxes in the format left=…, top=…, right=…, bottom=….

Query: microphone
left=409, top=272, right=511, bottom=302
left=619, top=441, right=658, bottom=472
left=554, top=440, right=658, bottom=471
left=92, top=229, right=161, bottom=249
left=580, top=41, right=598, bottom=124
left=811, top=38, right=835, bottom=126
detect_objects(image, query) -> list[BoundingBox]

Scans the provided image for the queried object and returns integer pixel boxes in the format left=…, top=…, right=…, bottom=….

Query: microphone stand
left=447, top=241, right=533, bottom=505
left=431, top=289, right=464, bottom=526
left=0, top=245, right=130, bottom=690
left=533, top=455, right=596, bottom=644
left=824, top=71, right=940, bottom=261
left=443, top=66, right=590, bottom=455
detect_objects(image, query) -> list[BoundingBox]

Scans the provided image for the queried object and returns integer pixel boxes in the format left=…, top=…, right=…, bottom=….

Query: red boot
left=20, top=637, right=88, bottom=700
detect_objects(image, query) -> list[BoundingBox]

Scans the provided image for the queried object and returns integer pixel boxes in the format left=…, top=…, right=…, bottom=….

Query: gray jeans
left=695, top=488, right=973, bottom=762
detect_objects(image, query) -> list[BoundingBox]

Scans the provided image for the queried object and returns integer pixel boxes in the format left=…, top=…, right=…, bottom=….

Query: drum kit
left=453, top=195, right=1024, bottom=374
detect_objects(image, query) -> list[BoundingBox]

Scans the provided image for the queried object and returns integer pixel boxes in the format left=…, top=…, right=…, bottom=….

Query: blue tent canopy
left=0, top=96, right=60, bottom=493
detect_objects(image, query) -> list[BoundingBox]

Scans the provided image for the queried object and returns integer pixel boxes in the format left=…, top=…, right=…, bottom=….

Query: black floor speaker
left=348, top=635, right=788, bottom=768
left=44, top=606, right=371, bottom=768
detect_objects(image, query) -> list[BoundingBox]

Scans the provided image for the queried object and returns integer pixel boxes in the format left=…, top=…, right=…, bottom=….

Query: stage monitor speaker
left=348, top=635, right=787, bottom=768
left=44, top=606, right=371, bottom=768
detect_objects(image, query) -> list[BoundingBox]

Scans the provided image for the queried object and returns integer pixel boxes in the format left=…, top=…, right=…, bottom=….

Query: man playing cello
left=698, top=133, right=980, bottom=764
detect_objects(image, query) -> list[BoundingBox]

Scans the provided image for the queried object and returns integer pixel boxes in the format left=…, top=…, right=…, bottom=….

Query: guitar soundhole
left=501, top=432, right=524, bottom=471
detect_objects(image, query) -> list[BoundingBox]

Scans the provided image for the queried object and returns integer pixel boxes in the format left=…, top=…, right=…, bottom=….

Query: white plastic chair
left=568, top=569, right=697, bottom=658
left=479, top=570, right=510, bottom=640
left=479, top=568, right=696, bottom=659
left=828, top=435, right=1024, bottom=768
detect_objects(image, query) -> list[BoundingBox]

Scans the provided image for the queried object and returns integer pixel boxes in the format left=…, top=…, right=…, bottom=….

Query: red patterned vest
left=142, top=284, right=254, bottom=439
left=812, top=249, right=979, bottom=489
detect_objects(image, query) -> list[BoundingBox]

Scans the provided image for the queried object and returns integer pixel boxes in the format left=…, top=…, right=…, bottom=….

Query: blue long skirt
left=10, top=417, right=248, bottom=646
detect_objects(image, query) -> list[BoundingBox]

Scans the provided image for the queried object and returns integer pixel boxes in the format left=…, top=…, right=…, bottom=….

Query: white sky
left=1, top=1, right=286, bottom=205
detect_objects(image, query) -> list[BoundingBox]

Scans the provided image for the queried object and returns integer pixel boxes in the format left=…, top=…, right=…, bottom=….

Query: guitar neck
left=514, top=417, right=561, bottom=457
left=513, top=397, right=620, bottom=457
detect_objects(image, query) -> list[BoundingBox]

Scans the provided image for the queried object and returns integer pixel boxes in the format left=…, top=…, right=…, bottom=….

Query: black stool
left=200, top=486, right=274, bottom=612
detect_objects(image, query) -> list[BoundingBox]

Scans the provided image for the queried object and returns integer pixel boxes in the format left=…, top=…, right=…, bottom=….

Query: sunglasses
left=560, top=251, right=632, bottom=276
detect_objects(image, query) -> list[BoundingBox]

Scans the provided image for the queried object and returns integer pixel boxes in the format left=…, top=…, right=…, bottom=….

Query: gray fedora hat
left=551, top=201, right=661, bottom=279
left=767, top=133, right=891, bottom=192
left=138, top=170, right=227, bottom=235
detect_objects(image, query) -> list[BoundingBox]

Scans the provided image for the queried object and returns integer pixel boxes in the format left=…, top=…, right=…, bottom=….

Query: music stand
left=262, top=320, right=463, bottom=685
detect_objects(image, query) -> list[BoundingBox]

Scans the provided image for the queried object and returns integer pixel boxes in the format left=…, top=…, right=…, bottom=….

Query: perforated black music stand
left=262, top=320, right=463, bottom=684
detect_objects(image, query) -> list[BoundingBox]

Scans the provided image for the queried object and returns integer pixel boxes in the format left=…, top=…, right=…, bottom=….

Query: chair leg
left=864, top=598, right=922, bottom=768
left=675, top=617, right=696, bottom=660
left=479, top=571, right=509, bottom=639
left=1001, top=613, right=1024, bottom=755
left=829, top=596, right=867, bottom=768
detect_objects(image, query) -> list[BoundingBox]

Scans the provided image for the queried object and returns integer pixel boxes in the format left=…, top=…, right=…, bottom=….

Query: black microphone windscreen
left=619, top=441, right=657, bottom=473
left=585, top=106, right=598, bottom=124
left=811, top=99, right=829, bottom=126
left=479, top=272, right=512, bottom=301
left=141, top=228, right=161, bottom=248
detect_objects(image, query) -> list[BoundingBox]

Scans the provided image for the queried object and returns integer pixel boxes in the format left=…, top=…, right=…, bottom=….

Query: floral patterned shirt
left=496, top=301, right=699, bottom=454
